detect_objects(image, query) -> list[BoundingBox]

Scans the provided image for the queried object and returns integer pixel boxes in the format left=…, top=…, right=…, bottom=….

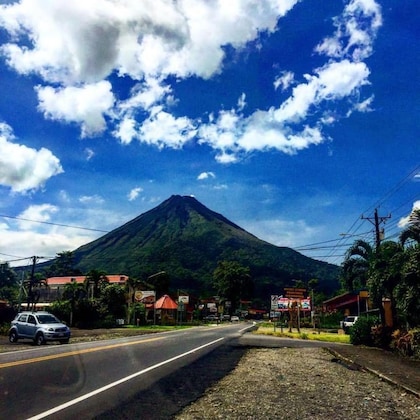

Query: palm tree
left=342, top=240, right=373, bottom=292
left=63, top=280, right=86, bottom=326
left=396, top=209, right=420, bottom=327
left=400, top=209, right=420, bottom=246
left=368, top=240, right=404, bottom=327
left=85, top=270, right=109, bottom=299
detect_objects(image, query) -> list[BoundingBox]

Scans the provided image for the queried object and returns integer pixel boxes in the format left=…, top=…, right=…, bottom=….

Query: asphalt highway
left=0, top=324, right=254, bottom=419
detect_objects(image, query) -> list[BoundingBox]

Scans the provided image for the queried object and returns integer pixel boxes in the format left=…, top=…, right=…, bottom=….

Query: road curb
left=326, top=348, right=420, bottom=399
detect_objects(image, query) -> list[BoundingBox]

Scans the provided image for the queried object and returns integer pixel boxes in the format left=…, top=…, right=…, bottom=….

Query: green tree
left=341, top=240, right=372, bottom=292
left=45, top=251, right=82, bottom=277
left=394, top=245, right=420, bottom=327
left=399, top=209, right=420, bottom=246
left=213, top=261, right=252, bottom=313
left=62, top=280, right=86, bottom=326
left=396, top=209, right=420, bottom=327
left=100, top=284, right=127, bottom=320
left=368, top=241, right=404, bottom=327
left=0, top=262, right=19, bottom=303
left=85, top=269, right=109, bottom=299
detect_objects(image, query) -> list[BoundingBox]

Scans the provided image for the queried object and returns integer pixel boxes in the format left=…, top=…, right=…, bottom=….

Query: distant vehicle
left=9, top=311, right=71, bottom=345
left=222, top=315, right=231, bottom=321
left=204, top=315, right=219, bottom=322
left=340, top=316, right=359, bottom=332
left=230, top=316, right=240, bottom=322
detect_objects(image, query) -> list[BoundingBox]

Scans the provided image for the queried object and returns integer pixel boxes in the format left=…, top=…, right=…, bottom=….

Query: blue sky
left=0, top=0, right=418, bottom=268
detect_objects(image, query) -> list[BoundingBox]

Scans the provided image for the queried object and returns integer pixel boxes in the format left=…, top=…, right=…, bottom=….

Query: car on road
left=340, top=316, right=359, bottom=332
left=9, top=311, right=71, bottom=345
left=230, top=316, right=240, bottom=322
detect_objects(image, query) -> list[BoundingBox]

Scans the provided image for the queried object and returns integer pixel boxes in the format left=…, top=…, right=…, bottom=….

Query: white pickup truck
left=340, top=316, right=359, bottom=331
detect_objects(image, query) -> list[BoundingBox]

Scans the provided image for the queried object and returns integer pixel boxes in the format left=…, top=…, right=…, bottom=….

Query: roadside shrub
left=299, top=332, right=309, bottom=340
left=320, top=312, right=342, bottom=329
left=349, top=317, right=376, bottom=346
left=371, top=324, right=393, bottom=349
left=392, top=329, right=420, bottom=358
left=0, top=323, right=10, bottom=336
left=49, top=300, right=71, bottom=324
left=100, top=315, right=117, bottom=328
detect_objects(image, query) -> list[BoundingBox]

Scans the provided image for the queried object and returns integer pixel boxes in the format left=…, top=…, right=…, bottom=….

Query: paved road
left=0, top=324, right=254, bottom=419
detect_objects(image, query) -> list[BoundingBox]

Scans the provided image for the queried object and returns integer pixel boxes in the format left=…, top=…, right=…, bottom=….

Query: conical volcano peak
left=52, top=195, right=340, bottom=299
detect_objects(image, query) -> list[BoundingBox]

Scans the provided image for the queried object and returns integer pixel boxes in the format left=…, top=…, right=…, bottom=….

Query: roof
left=155, top=294, right=178, bottom=310
left=323, top=290, right=369, bottom=310
left=46, top=275, right=129, bottom=286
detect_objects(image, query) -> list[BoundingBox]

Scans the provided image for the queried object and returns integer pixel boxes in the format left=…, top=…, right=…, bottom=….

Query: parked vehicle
left=9, top=311, right=71, bottom=345
left=230, top=316, right=240, bottom=322
left=340, top=316, right=359, bottom=332
left=204, top=315, right=219, bottom=322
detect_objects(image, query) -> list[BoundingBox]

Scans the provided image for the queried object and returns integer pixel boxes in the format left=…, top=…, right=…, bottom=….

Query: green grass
left=255, top=326, right=350, bottom=344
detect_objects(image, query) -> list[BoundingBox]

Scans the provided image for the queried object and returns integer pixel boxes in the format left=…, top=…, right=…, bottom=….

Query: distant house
left=45, top=275, right=129, bottom=301
left=323, top=290, right=370, bottom=316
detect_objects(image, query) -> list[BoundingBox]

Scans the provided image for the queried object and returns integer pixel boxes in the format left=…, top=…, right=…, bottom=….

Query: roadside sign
left=271, top=295, right=278, bottom=310
left=178, top=295, right=189, bottom=304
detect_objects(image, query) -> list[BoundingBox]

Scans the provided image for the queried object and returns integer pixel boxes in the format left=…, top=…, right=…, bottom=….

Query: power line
left=0, top=214, right=109, bottom=233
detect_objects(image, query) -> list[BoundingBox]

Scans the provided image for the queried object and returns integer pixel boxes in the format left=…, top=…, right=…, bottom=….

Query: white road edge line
left=27, top=337, right=225, bottom=420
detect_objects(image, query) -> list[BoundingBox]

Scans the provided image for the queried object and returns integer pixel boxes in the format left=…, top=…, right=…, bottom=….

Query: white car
left=340, top=316, right=358, bottom=331
left=230, top=316, right=240, bottom=322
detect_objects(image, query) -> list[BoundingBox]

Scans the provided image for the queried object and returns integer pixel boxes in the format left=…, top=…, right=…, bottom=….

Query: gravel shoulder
left=175, top=347, right=420, bottom=419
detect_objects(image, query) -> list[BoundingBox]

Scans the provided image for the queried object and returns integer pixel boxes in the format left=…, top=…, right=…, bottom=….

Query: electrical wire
left=0, top=214, right=109, bottom=233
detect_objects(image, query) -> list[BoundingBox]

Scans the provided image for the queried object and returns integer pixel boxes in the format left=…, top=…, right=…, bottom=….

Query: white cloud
left=16, top=204, right=58, bottom=230
left=36, top=81, right=115, bottom=137
left=0, top=0, right=299, bottom=83
left=127, top=187, right=143, bottom=201
left=79, top=195, right=105, bottom=205
left=85, top=148, right=95, bottom=161
left=0, top=123, right=63, bottom=193
left=242, top=217, right=321, bottom=249
left=274, top=71, right=294, bottom=91
left=0, top=0, right=382, bottom=161
left=139, top=107, right=196, bottom=148
left=197, top=172, right=215, bottom=180
left=315, top=0, right=382, bottom=61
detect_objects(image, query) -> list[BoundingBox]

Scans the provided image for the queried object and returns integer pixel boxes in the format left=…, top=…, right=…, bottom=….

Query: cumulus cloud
left=138, top=106, right=196, bottom=148
left=197, top=172, right=215, bottom=180
left=0, top=0, right=382, bottom=160
left=16, top=204, right=58, bottom=231
left=0, top=123, right=63, bottom=193
left=127, top=186, right=143, bottom=201
left=36, top=81, right=114, bottom=137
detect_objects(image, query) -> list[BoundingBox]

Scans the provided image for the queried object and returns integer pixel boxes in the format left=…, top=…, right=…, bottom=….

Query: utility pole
left=361, top=209, right=391, bottom=249
left=26, top=256, right=38, bottom=310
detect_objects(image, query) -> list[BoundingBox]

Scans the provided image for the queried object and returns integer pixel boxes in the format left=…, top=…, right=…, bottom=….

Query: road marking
left=0, top=336, right=164, bottom=369
left=27, top=337, right=225, bottom=420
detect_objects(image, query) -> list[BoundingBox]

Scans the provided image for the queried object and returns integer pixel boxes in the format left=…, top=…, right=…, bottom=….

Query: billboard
left=134, top=290, right=155, bottom=302
left=273, top=296, right=311, bottom=311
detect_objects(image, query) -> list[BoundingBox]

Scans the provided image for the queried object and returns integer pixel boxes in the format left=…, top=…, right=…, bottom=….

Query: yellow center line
left=0, top=336, right=165, bottom=369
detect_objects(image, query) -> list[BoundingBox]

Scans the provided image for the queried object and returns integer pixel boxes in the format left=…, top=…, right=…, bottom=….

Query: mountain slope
left=70, top=195, right=341, bottom=299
